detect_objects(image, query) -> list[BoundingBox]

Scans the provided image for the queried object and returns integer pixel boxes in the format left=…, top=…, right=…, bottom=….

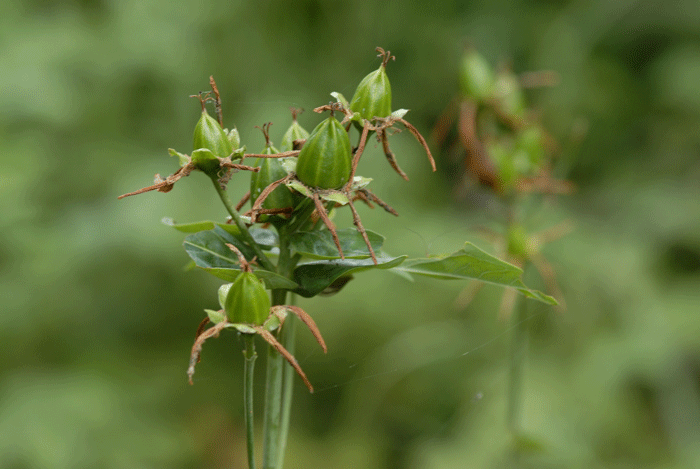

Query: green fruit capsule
left=250, top=141, right=299, bottom=218
left=349, top=49, right=393, bottom=122
left=280, top=110, right=310, bottom=152
left=493, top=69, right=526, bottom=119
left=224, top=271, right=270, bottom=326
left=460, top=48, right=494, bottom=101
left=193, top=108, right=234, bottom=157
left=295, top=115, right=352, bottom=190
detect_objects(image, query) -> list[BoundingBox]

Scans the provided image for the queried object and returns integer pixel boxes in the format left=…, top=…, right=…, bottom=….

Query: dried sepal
left=117, top=163, right=195, bottom=199
left=187, top=318, right=229, bottom=384
left=254, top=325, right=315, bottom=392
left=271, top=305, right=328, bottom=353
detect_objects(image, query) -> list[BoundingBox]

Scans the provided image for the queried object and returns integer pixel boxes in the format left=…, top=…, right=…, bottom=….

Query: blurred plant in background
left=2, top=0, right=700, bottom=468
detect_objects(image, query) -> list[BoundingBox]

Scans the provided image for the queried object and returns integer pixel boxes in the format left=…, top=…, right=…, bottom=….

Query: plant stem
left=277, top=298, right=297, bottom=464
left=507, top=278, right=529, bottom=435
left=263, top=226, right=295, bottom=469
left=262, top=340, right=284, bottom=469
left=243, top=335, right=258, bottom=469
left=209, top=175, right=276, bottom=272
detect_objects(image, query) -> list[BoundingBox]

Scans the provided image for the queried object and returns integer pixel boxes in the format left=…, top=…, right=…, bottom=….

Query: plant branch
left=209, top=175, right=276, bottom=272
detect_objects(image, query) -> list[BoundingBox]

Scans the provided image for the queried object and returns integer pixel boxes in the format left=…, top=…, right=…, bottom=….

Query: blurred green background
left=2, top=0, right=700, bottom=467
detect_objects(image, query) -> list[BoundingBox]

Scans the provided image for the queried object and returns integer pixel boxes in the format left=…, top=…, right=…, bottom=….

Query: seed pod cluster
left=295, top=115, right=352, bottom=190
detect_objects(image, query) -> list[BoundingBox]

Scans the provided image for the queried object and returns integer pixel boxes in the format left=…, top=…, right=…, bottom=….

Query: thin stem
left=507, top=277, right=529, bottom=435
left=243, top=335, right=258, bottom=469
left=209, top=175, right=276, bottom=272
left=277, top=296, right=297, bottom=465
left=262, top=335, right=284, bottom=469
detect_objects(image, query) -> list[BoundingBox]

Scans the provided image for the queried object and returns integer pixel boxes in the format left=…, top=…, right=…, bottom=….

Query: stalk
left=262, top=225, right=296, bottom=469
left=209, top=175, right=276, bottom=272
left=262, top=288, right=287, bottom=469
left=243, top=335, right=258, bottom=469
left=277, top=299, right=297, bottom=464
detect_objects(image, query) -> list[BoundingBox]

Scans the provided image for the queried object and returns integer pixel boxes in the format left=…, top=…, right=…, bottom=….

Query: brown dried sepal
left=187, top=302, right=328, bottom=393
left=351, top=114, right=436, bottom=183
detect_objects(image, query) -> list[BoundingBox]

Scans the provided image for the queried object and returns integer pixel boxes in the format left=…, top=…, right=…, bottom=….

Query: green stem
left=209, top=175, right=276, bottom=272
left=277, top=297, right=297, bottom=464
left=507, top=279, right=529, bottom=435
left=263, top=225, right=296, bottom=469
left=243, top=335, right=258, bottom=469
left=262, top=335, right=284, bottom=469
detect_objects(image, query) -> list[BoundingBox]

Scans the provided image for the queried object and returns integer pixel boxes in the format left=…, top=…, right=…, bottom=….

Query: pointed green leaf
left=395, top=242, right=557, bottom=305
left=287, top=179, right=312, bottom=198
left=293, top=255, right=406, bottom=297
left=227, top=323, right=257, bottom=334
left=218, top=283, right=233, bottom=309
left=289, top=229, right=385, bottom=259
left=391, top=109, right=409, bottom=119
left=168, top=148, right=190, bottom=166
left=162, top=218, right=244, bottom=236
left=320, top=191, right=349, bottom=205
left=330, top=91, right=350, bottom=109
left=204, top=308, right=226, bottom=324
left=163, top=218, right=214, bottom=233
left=190, top=148, right=220, bottom=174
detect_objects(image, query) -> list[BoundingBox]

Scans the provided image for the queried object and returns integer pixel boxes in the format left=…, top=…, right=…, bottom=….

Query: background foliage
left=2, top=0, right=700, bottom=467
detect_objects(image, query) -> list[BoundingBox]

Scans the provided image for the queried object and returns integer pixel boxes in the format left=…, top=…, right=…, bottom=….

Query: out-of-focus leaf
left=395, top=242, right=557, bottom=305
left=289, top=229, right=384, bottom=259
left=293, top=255, right=406, bottom=297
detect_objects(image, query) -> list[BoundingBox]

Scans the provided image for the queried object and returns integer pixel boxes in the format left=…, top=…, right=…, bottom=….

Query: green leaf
left=395, top=242, right=557, bottom=305
left=293, top=255, right=406, bottom=297
left=391, top=108, right=409, bottom=119
left=162, top=218, right=215, bottom=233
left=289, top=229, right=384, bottom=259
left=248, top=227, right=279, bottom=249
left=161, top=218, right=242, bottom=236
left=168, top=148, right=190, bottom=166
left=218, top=283, right=232, bottom=309
left=330, top=91, right=350, bottom=109
left=204, top=308, right=226, bottom=324
left=227, top=323, right=257, bottom=334
left=190, top=148, right=220, bottom=174
left=182, top=230, right=297, bottom=289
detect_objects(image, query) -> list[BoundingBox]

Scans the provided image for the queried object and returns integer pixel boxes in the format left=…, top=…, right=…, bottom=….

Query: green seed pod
left=250, top=137, right=299, bottom=219
left=493, top=69, right=526, bottom=119
left=460, top=48, right=494, bottom=101
left=349, top=49, right=393, bottom=122
left=224, top=271, right=270, bottom=326
left=514, top=126, right=544, bottom=174
left=280, top=110, right=310, bottom=152
left=225, top=127, right=240, bottom=149
left=193, top=108, right=234, bottom=157
left=487, top=140, right=517, bottom=191
left=507, top=223, right=535, bottom=260
left=295, top=115, right=352, bottom=190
